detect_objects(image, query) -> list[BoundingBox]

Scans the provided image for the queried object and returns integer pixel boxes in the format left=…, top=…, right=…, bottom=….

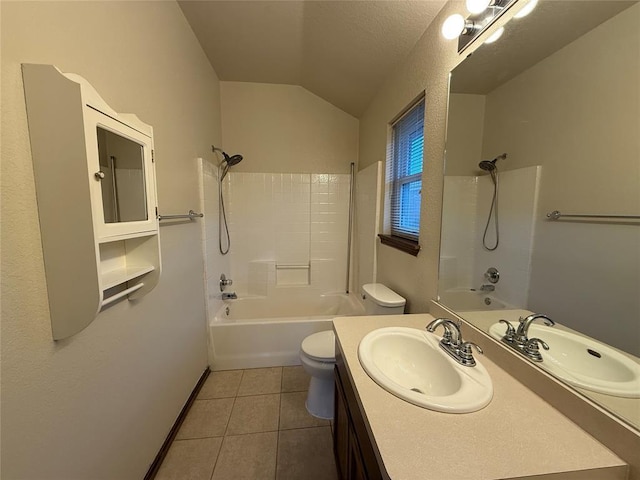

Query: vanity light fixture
left=441, top=14, right=467, bottom=40
left=484, top=26, right=504, bottom=44
left=442, top=0, right=523, bottom=53
left=466, top=0, right=492, bottom=15
left=514, top=0, right=538, bottom=18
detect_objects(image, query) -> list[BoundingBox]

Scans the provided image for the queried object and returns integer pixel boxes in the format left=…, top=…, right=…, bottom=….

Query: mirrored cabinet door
left=96, top=127, right=148, bottom=224
left=86, top=109, right=157, bottom=240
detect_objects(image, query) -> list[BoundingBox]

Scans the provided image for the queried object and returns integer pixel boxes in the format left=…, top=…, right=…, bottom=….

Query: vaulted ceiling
left=178, top=1, right=447, bottom=117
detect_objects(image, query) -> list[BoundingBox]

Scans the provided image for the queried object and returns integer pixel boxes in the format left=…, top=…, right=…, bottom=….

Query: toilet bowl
left=300, top=284, right=406, bottom=419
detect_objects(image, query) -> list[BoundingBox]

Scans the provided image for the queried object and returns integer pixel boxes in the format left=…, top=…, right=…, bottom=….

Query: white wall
left=220, top=81, right=358, bottom=174
left=356, top=162, right=383, bottom=290
left=1, top=2, right=221, bottom=478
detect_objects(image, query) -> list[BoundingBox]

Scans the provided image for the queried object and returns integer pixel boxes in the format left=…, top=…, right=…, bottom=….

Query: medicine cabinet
left=22, top=64, right=161, bottom=340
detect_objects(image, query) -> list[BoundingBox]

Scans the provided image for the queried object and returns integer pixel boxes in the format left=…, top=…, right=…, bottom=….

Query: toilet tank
left=362, top=283, right=406, bottom=315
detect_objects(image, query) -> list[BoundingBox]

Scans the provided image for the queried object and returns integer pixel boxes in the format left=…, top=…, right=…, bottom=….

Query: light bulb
left=514, top=0, right=538, bottom=18
left=442, top=14, right=465, bottom=40
left=484, top=26, right=504, bottom=44
left=466, top=0, right=491, bottom=14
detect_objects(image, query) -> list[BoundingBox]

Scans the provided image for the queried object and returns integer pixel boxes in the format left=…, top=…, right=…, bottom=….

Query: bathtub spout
left=222, top=292, right=238, bottom=300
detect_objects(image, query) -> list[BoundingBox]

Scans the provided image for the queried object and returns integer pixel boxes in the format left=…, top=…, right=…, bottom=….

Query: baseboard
left=144, top=367, right=211, bottom=480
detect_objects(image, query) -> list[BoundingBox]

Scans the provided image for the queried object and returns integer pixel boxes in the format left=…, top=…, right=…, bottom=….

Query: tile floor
left=156, top=366, right=339, bottom=480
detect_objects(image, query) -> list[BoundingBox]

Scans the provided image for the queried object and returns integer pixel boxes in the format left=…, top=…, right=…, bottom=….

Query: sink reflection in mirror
left=437, top=1, right=640, bottom=431
left=489, top=321, right=640, bottom=398
left=358, top=327, right=493, bottom=413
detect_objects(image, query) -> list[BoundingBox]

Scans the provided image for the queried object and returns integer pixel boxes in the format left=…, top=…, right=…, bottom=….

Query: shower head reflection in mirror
left=212, top=145, right=244, bottom=255
left=478, top=153, right=506, bottom=251
left=438, top=1, right=640, bottom=430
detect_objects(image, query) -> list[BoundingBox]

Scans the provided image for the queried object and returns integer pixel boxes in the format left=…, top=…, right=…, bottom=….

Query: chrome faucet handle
left=458, top=342, right=483, bottom=367
left=498, top=319, right=516, bottom=341
left=523, top=337, right=549, bottom=362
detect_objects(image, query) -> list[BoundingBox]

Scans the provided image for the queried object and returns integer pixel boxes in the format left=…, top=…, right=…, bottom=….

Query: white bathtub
left=209, top=293, right=365, bottom=371
left=438, top=288, right=513, bottom=312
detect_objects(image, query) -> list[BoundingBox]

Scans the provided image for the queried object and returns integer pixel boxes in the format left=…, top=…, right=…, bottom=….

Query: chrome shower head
left=223, top=152, right=243, bottom=166
left=478, top=153, right=507, bottom=171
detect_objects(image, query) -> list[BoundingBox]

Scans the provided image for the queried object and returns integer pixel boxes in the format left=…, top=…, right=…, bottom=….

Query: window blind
left=388, top=98, right=424, bottom=241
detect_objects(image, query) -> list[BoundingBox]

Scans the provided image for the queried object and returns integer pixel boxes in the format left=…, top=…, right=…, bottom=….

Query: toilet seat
left=301, top=330, right=335, bottom=362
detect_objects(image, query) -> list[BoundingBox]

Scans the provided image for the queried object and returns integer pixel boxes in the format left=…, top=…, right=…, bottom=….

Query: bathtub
left=209, top=293, right=365, bottom=371
left=437, top=288, right=513, bottom=312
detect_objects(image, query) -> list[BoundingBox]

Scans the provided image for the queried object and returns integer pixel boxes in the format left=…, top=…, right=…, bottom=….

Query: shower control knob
left=94, top=171, right=105, bottom=180
left=219, top=273, right=233, bottom=292
left=484, top=267, right=500, bottom=284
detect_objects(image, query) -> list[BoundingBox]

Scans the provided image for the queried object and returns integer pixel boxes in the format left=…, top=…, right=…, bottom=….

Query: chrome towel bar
left=546, top=210, right=640, bottom=221
left=158, top=210, right=204, bottom=221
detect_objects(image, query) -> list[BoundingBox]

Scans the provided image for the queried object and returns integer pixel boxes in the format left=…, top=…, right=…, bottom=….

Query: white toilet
left=300, top=283, right=406, bottom=419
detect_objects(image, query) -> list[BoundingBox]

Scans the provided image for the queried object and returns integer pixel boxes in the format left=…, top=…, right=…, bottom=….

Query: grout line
left=275, top=391, right=281, bottom=480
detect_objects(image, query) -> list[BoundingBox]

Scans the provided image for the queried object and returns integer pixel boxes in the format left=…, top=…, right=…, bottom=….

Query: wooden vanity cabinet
left=334, top=351, right=385, bottom=480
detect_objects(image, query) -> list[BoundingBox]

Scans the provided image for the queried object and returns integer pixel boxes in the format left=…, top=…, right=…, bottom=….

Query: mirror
left=439, top=0, right=639, bottom=431
left=96, top=127, right=148, bottom=223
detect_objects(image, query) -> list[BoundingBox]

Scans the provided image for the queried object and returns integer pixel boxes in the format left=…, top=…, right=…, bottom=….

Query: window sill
left=378, top=234, right=420, bottom=256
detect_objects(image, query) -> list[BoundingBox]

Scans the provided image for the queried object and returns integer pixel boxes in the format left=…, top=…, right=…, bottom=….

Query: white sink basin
left=358, top=327, right=493, bottom=413
left=489, top=322, right=640, bottom=398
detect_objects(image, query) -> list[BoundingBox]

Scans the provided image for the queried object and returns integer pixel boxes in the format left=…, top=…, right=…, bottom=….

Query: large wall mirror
left=438, top=0, right=639, bottom=431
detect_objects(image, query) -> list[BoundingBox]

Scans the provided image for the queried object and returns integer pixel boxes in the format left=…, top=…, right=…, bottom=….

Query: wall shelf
left=101, top=265, right=155, bottom=290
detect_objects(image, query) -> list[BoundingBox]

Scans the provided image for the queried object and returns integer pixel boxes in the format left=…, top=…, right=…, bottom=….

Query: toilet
left=300, top=283, right=406, bottom=419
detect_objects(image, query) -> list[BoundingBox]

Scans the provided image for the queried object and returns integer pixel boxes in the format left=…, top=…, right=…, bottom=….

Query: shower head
left=478, top=153, right=507, bottom=171
left=223, top=152, right=243, bottom=166
left=212, top=145, right=244, bottom=167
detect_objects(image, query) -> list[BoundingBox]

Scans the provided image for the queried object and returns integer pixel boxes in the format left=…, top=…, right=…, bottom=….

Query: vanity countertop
left=333, top=313, right=627, bottom=480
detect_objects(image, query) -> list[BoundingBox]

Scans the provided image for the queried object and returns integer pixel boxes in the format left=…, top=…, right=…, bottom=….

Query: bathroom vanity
left=332, top=314, right=628, bottom=480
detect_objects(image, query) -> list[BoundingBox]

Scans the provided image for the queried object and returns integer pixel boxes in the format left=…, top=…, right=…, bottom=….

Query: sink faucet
left=426, top=318, right=483, bottom=367
left=498, top=314, right=554, bottom=362
left=515, top=313, right=555, bottom=345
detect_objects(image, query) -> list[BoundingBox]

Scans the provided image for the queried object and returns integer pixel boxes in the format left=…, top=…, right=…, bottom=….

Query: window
left=381, top=97, right=424, bottom=255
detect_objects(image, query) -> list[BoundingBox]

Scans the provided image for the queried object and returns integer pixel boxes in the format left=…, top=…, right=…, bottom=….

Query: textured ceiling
left=178, top=1, right=447, bottom=117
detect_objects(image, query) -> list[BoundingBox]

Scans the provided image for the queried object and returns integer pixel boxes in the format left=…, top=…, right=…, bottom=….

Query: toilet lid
left=301, top=330, right=336, bottom=361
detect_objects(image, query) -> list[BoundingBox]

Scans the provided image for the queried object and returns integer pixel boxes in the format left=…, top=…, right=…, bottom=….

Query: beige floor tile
left=212, top=432, right=278, bottom=480
left=279, top=392, right=330, bottom=430
left=198, top=370, right=243, bottom=399
left=237, top=367, right=282, bottom=396
left=156, top=437, right=222, bottom=480
left=276, top=427, right=338, bottom=480
left=176, top=398, right=234, bottom=440
left=281, top=365, right=310, bottom=393
left=226, top=394, right=280, bottom=435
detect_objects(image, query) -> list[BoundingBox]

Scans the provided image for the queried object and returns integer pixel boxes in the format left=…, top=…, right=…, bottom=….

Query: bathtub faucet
left=479, top=284, right=495, bottom=292
left=222, top=292, right=237, bottom=300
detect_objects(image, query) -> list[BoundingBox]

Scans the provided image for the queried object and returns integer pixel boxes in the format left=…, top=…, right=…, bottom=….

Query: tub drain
left=410, top=388, right=424, bottom=394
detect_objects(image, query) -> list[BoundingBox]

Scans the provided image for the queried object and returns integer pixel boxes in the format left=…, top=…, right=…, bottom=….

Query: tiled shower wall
left=440, top=166, right=540, bottom=307
left=226, top=172, right=351, bottom=296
